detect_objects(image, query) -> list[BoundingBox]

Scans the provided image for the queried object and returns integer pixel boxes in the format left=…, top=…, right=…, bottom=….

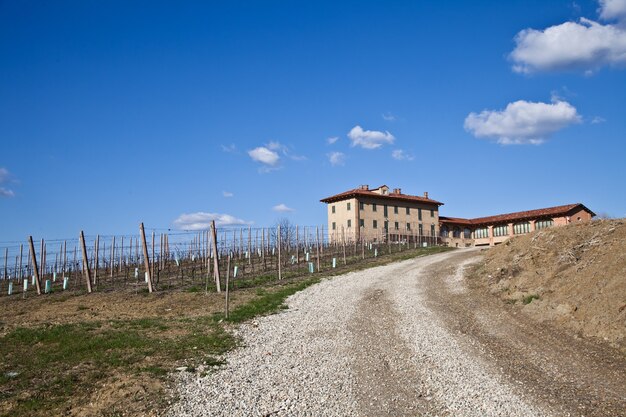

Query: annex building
left=320, top=185, right=595, bottom=247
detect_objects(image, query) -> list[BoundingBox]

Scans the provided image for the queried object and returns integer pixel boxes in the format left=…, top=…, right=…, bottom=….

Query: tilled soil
left=168, top=249, right=626, bottom=416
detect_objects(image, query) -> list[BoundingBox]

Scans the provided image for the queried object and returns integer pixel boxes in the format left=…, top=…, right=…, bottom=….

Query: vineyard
left=0, top=221, right=442, bottom=302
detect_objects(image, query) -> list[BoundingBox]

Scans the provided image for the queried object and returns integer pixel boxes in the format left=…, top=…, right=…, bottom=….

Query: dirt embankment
left=470, top=219, right=626, bottom=351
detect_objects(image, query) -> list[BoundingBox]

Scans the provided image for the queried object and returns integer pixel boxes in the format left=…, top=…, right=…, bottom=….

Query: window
left=394, top=206, right=398, bottom=214
left=332, top=222, right=336, bottom=230
left=418, top=208, right=422, bottom=221
left=464, top=228, right=471, bottom=239
left=384, top=205, right=388, bottom=217
left=536, top=219, right=553, bottom=230
left=384, top=221, right=389, bottom=231
left=347, top=219, right=352, bottom=228
left=418, top=224, right=423, bottom=235
left=331, top=206, right=335, bottom=214
left=372, top=204, right=377, bottom=212
left=493, top=224, right=509, bottom=237
left=406, top=207, right=410, bottom=215
left=359, top=219, right=364, bottom=228
left=474, top=227, right=489, bottom=239
left=373, top=220, right=378, bottom=229
left=347, top=202, right=351, bottom=211
left=394, top=221, right=399, bottom=230
left=453, top=227, right=461, bottom=238
left=430, top=209, right=434, bottom=218
left=440, top=225, right=449, bottom=238
left=359, top=202, right=364, bottom=210
left=407, top=223, right=411, bottom=231
left=513, top=222, right=530, bottom=234
left=430, top=224, right=435, bottom=236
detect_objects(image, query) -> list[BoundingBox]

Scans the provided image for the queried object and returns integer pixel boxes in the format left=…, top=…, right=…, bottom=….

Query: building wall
left=327, top=195, right=439, bottom=242
left=441, top=208, right=594, bottom=247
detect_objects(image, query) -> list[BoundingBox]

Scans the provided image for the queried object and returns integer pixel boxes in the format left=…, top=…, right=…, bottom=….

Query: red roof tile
left=440, top=203, right=595, bottom=226
left=320, top=187, right=443, bottom=206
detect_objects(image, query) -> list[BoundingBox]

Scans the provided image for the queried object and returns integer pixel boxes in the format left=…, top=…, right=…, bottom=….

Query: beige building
left=320, top=185, right=443, bottom=244
left=440, top=203, right=595, bottom=247
left=321, top=185, right=596, bottom=247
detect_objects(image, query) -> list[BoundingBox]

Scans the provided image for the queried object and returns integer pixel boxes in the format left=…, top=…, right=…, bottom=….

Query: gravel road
left=168, top=249, right=626, bottom=417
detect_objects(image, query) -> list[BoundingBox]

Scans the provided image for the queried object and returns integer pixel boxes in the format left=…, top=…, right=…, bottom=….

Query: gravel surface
left=167, top=249, right=626, bottom=417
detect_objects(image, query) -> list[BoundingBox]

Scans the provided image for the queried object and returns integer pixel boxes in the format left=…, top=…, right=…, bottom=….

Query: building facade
left=321, top=185, right=595, bottom=247
left=440, top=203, right=595, bottom=247
left=320, top=185, right=443, bottom=244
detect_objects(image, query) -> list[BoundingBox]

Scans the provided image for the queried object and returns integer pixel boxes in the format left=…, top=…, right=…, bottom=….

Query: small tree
left=270, top=218, right=296, bottom=251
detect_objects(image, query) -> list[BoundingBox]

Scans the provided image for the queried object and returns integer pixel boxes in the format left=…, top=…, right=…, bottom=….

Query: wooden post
left=151, top=231, right=155, bottom=284
left=28, top=236, right=42, bottom=295
left=277, top=224, right=282, bottom=280
left=120, top=236, right=124, bottom=273
left=315, top=226, right=321, bottom=272
left=18, top=244, right=23, bottom=281
left=110, top=236, right=115, bottom=280
left=3, top=247, right=7, bottom=280
left=295, top=225, right=299, bottom=264
left=225, top=255, right=231, bottom=319
left=210, top=220, right=221, bottom=292
left=342, top=226, right=346, bottom=265
left=79, top=231, right=93, bottom=293
left=248, top=226, right=252, bottom=266
left=94, top=235, right=99, bottom=287
left=139, top=223, right=154, bottom=293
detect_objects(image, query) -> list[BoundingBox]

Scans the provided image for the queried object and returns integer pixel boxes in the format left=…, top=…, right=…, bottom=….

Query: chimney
left=360, top=184, right=369, bottom=190
left=424, top=191, right=429, bottom=199
left=393, top=188, right=401, bottom=194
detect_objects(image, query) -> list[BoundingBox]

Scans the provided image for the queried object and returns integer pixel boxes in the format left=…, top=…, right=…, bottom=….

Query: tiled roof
left=440, top=203, right=595, bottom=226
left=320, top=187, right=443, bottom=206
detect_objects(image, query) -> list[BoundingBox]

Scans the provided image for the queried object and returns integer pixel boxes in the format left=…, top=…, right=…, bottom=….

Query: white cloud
left=0, top=168, right=15, bottom=198
left=591, top=116, right=607, bottom=123
left=464, top=99, right=581, bottom=145
left=599, top=0, right=626, bottom=21
left=510, top=17, right=626, bottom=74
left=272, top=203, right=295, bottom=213
left=328, top=151, right=345, bottom=166
left=266, top=141, right=306, bottom=161
left=248, top=147, right=280, bottom=166
left=327, top=136, right=339, bottom=145
left=222, top=191, right=234, bottom=197
left=173, top=212, right=252, bottom=230
left=382, top=112, right=397, bottom=121
left=347, top=125, right=395, bottom=149
left=391, top=149, right=414, bottom=161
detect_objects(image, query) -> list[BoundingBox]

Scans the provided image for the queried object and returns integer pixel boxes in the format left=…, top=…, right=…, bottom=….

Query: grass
left=522, top=294, right=540, bottom=305
left=0, top=244, right=452, bottom=417
left=0, top=317, right=236, bottom=417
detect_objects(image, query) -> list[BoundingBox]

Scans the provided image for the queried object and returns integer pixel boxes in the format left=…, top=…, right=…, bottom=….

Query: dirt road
left=169, top=249, right=626, bottom=417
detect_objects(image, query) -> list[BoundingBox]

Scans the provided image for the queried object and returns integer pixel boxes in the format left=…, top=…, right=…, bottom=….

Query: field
left=0, top=238, right=449, bottom=417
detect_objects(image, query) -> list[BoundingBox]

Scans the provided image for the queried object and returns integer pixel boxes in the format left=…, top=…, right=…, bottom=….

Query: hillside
left=470, top=219, right=626, bottom=351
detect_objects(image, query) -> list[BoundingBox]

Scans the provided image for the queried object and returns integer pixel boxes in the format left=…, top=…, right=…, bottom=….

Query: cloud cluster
left=327, top=136, right=339, bottom=145
left=272, top=203, right=295, bottom=213
left=222, top=191, right=234, bottom=197
left=248, top=146, right=280, bottom=169
left=0, top=168, right=15, bottom=198
left=348, top=125, right=395, bottom=149
left=391, top=149, right=414, bottom=161
left=173, top=212, right=252, bottom=230
left=327, top=151, right=345, bottom=166
left=510, top=1, right=626, bottom=74
left=464, top=99, right=581, bottom=145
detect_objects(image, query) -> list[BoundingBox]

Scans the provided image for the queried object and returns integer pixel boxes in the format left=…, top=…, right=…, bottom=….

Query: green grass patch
left=0, top=315, right=236, bottom=417
left=522, top=294, right=540, bottom=305
left=217, top=278, right=320, bottom=324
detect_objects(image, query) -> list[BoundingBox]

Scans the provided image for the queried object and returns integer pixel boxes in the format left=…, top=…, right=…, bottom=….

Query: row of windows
left=332, top=203, right=435, bottom=219
left=332, top=221, right=434, bottom=233
left=440, top=218, right=555, bottom=239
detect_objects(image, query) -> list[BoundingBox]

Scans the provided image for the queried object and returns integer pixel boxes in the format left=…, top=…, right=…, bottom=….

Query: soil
left=469, top=219, right=626, bottom=352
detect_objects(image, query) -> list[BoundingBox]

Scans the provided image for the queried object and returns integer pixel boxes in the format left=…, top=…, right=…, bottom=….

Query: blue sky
left=1, top=0, right=625, bottom=241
